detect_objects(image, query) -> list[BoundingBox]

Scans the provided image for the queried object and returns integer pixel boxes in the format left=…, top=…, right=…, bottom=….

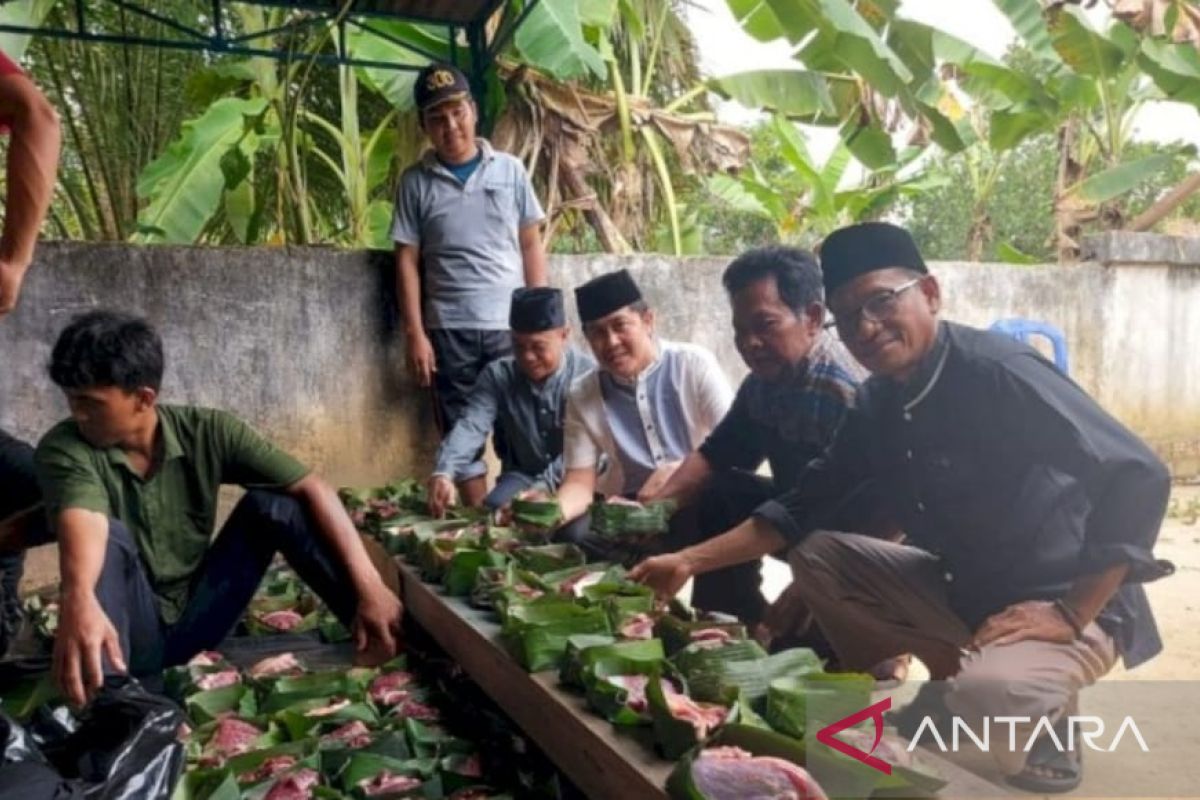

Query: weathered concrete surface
left=2, top=235, right=1199, bottom=484
left=1083, top=230, right=1200, bottom=268
left=0, top=242, right=439, bottom=487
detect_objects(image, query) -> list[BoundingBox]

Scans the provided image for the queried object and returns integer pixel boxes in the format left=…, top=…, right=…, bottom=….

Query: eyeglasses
left=825, top=277, right=923, bottom=333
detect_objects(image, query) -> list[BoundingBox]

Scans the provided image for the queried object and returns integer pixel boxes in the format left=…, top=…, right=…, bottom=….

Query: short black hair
left=721, top=246, right=824, bottom=314
left=49, top=310, right=164, bottom=392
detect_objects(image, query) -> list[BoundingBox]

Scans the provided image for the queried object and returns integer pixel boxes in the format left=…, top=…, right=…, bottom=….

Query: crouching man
left=631, top=223, right=1172, bottom=792
left=36, top=311, right=403, bottom=706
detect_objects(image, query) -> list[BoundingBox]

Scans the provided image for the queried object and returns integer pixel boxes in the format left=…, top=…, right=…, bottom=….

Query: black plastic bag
left=1, top=677, right=185, bottom=800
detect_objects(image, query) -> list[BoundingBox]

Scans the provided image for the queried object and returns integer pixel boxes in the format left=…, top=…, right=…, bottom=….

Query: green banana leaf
left=469, top=564, right=516, bottom=610
left=444, top=549, right=508, bottom=597
left=717, top=648, right=825, bottom=705
left=501, top=596, right=612, bottom=672
left=171, top=768, right=241, bottom=800
left=511, top=497, right=563, bottom=540
left=654, top=614, right=748, bottom=656
left=417, top=528, right=483, bottom=582
left=245, top=608, right=321, bottom=636
left=186, top=684, right=259, bottom=725
left=319, top=612, right=354, bottom=644
left=225, top=741, right=318, bottom=785
left=667, top=723, right=818, bottom=800
left=402, top=718, right=477, bottom=759
left=582, top=582, right=655, bottom=629
left=560, top=637, right=664, bottom=690
left=260, top=668, right=375, bottom=713
left=588, top=499, right=676, bottom=542
left=328, top=750, right=440, bottom=797
left=275, top=698, right=379, bottom=740
left=510, top=543, right=586, bottom=574
left=671, top=639, right=768, bottom=702
left=533, top=563, right=615, bottom=595
left=581, top=656, right=674, bottom=726
left=765, top=671, right=874, bottom=740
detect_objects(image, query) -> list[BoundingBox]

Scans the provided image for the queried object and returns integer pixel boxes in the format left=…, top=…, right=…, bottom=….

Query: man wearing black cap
left=392, top=62, right=547, bottom=508
left=551, top=269, right=732, bottom=556
left=631, top=222, right=1172, bottom=792
left=425, top=287, right=594, bottom=517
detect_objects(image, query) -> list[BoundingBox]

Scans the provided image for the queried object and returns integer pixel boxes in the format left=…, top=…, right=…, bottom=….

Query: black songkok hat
left=819, top=222, right=928, bottom=297
left=509, top=287, right=565, bottom=333
left=574, top=269, right=643, bottom=324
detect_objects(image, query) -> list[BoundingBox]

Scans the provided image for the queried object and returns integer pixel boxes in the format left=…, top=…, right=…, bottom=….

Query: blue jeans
left=96, top=490, right=357, bottom=676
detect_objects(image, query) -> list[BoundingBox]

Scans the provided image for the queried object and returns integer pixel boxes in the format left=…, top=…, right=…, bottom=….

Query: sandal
left=1006, top=717, right=1082, bottom=794
left=870, top=653, right=912, bottom=688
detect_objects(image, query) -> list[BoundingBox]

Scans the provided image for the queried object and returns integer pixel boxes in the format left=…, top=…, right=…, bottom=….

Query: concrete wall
left=2, top=234, right=1199, bottom=485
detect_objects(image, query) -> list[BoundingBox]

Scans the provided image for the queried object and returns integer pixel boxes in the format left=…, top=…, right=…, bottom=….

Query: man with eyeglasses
left=631, top=221, right=1172, bottom=793
left=393, top=62, right=547, bottom=509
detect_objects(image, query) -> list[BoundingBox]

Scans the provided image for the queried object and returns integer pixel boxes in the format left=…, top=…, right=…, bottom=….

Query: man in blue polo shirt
left=393, top=62, right=547, bottom=508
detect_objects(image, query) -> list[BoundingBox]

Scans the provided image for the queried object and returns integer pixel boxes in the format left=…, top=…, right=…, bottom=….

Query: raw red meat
left=359, top=771, right=423, bottom=796
left=618, top=613, right=655, bottom=640
left=391, top=697, right=440, bottom=721
left=319, top=720, right=373, bottom=749
left=558, top=568, right=603, bottom=597
left=449, top=790, right=496, bottom=800
left=238, top=755, right=299, bottom=784
left=369, top=671, right=416, bottom=706
left=188, top=650, right=225, bottom=668
left=663, top=684, right=727, bottom=739
left=258, top=609, right=304, bottom=631
left=689, top=628, right=734, bottom=645
left=195, top=668, right=241, bottom=691
left=604, top=675, right=674, bottom=714
left=201, top=718, right=262, bottom=765
left=264, top=768, right=320, bottom=800
left=691, top=746, right=828, bottom=800
left=248, top=652, right=304, bottom=678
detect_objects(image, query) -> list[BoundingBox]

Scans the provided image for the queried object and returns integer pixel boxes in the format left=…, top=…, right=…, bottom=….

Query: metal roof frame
left=0, top=0, right=542, bottom=127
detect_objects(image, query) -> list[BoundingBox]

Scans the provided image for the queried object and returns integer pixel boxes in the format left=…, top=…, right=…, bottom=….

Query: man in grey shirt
left=426, top=288, right=594, bottom=516
left=393, top=62, right=547, bottom=508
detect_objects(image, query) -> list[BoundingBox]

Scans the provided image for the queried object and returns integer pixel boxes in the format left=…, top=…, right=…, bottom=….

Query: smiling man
left=34, top=311, right=403, bottom=706
left=631, top=222, right=1172, bottom=792
left=393, top=62, right=547, bottom=509
left=425, top=287, right=594, bottom=517
left=643, top=247, right=865, bottom=626
left=550, top=269, right=732, bottom=551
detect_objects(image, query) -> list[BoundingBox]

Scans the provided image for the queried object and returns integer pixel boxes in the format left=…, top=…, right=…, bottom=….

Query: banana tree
left=706, top=113, right=945, bottom=245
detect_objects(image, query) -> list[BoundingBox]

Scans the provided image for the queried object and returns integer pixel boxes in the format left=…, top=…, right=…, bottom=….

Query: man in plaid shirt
left=648, top=246, right=867, bottom=627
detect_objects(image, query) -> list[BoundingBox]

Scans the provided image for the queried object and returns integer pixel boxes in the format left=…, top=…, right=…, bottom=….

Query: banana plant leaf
left=647, top=679, right=737, bottom=760
left=319, top=611, right=353, bottom=644
left=765, top=672, right=874, bottom=740
left=582, top=656, right=676, bottom=726
left=581, top=582, right=655, bottom=629
left=559, top=637, right=664, bottom=690
left=417, top=529, right=483, bottom=582
left=402, top=718, right=476, bottom=759
left=260, top=668, right=375, bottom=713
left=511, top=497, right=563, bottom=540
left=164, top=656, right=237, bottom=699
left=716, top=648, right=824, bottom=705
left=671, top=639, right=768, bottom=703
left=510, top=543, right=586, bottom=574
left=532, top=563, right=615, bottom=595
left=654, top=614, right=748, bottom=656
left=172, top=768, right=241, bottom=800
left=276, top=698, right=379, bottom=740
left=588, top=499, right=676, bottom=542
left=327, top=750, right=440, bottom=797
left=245, top=608, right=321, bottom=636
left=444, top=549, right=508, bottom=596
left=247, top=579, right=301, bottom=614
left=469, top=564, right=517, bottom=610
left=501, top=596, right=612, bottom=672
left=186, top=684, right=259, bottom=725
left=377, top=514, right=437, bottom=555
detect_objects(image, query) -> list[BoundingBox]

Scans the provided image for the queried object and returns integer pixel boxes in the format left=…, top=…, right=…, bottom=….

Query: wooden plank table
left=398, top=559, right=672, bottom=799
left=397, top=560, right=1008, bottom=799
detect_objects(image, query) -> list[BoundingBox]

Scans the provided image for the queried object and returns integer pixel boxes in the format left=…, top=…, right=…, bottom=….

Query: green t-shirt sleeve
left=34, top=424, right=112, bottom=523
left=212, top=411, right=311, bottom=488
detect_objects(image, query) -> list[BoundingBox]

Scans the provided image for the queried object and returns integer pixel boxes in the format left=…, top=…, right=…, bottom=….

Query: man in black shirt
left=632, top=222, right=1172, bottom=792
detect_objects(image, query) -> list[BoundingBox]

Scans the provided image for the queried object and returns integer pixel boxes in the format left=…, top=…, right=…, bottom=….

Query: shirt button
left=944, top=571, right=954, bottom=583
left=903, top=412, right=913, bottom=422
left=905, top=450, right=913, bottom=460
left=916, top=501, right=926, bottom=512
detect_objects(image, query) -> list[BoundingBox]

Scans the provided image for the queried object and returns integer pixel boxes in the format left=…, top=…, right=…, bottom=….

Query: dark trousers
left=97, top=489, right=358, bottom=676
left=428, top=329, right=512, bottom=482
left=1, top=429, right=43, bottom=652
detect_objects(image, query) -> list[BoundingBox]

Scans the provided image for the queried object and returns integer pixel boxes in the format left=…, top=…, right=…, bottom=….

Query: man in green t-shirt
left=34, top=310, right=403, bottom=706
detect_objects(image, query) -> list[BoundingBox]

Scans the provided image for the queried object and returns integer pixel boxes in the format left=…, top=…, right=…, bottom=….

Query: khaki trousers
left=789, top=531, right=1117, bottom=775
